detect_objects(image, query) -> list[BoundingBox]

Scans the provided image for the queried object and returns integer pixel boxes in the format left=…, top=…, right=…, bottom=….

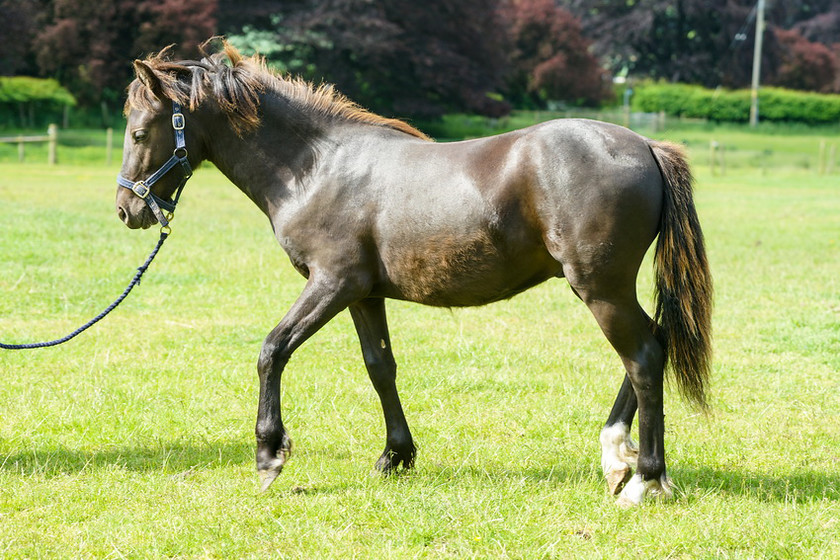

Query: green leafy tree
left=0, top=76, right=76, bottom=128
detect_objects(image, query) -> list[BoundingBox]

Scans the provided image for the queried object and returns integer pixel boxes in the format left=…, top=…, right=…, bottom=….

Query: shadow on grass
left=677, top=465, right=840, bottom=503
left=414, top=462, right=840, bottom=503
left=2, top=441, right=837, bottom=503
left=0, top=440, right=253, bottom=477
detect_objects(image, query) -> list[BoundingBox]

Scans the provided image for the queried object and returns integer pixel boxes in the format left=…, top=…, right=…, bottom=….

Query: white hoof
left=619, top=437, right=639, bottom=467
left=605, top=462, right=633, bottom=495
left=615, top=473, right=674, bottom=507
left=600, top=423, right=639, bottom=494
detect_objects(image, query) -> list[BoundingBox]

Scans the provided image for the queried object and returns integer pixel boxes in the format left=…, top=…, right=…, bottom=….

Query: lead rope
left=3, top=100, right=189, bottom=351
left=0, top=230, right=169, bottom=350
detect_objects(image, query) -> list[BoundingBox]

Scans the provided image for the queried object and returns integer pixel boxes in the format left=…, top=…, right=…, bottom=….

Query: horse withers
left=116, top=43, right=712, bottom=507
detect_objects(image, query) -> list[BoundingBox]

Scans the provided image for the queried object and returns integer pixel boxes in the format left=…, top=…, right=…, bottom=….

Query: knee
left=258, top=339, right=291, bottom=373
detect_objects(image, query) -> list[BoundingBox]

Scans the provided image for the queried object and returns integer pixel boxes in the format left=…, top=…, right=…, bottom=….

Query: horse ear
left=134, top=60, right=162, bottom=96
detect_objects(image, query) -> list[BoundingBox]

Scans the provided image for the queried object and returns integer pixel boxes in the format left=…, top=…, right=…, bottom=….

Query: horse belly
left=380, top=229, right=559, bottom=307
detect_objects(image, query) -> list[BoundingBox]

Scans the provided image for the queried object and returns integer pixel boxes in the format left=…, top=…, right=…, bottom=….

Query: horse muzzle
left=116, top=188, right=156, bottom=229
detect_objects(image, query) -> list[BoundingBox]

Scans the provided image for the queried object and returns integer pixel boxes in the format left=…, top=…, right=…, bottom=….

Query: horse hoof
left=615, top=473, right=674, bottom=507
left=606, top=463, right=633, bottom=495
left=257, top=438, right=292, bottom=492
left=374, top=447, right=414, bottom=475
left=258, top=465, right=283, bottom=492
left=374, top=455, right=401, bottom=475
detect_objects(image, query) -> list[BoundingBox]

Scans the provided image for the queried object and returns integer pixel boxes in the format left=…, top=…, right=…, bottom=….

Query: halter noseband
left=117, top=101, right=193, bottom=228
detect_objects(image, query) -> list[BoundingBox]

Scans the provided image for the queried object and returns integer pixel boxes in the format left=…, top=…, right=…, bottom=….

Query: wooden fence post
left=818, top=140, right=826, bottom=175
left=47, top=124, right=58, bottom=165
left=710, top=141, right=718, bottom=175
left=764, top=150, right=775, bottom=176
left=106, top=127, right=114, bottom=166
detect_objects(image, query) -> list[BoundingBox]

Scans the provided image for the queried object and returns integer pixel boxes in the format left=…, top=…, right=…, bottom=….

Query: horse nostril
left=117, top=207, right=128, bottom=223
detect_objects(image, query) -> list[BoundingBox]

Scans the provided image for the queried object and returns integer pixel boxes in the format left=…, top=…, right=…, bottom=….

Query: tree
left=30, top=0, right=217, bottom=115
left=560, top=0, right=840, bottom=92
left=0, top=0, right=39, bottom=75
left=560, top=0, right=754, bottom=87
left=0, top=76, right=76, bottom=127
left=771, top=28, right=838, bottom=93
left=224, top=0, right=511, bottom=118
left=216, top=0, right=288, bottom=34
left=504, top=0, right=611, bottom=107
left=134, top=0, right=217, bottom=57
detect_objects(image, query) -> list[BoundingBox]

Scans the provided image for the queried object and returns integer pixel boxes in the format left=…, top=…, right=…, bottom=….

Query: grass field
left=0, top=125, right=839, bottom=558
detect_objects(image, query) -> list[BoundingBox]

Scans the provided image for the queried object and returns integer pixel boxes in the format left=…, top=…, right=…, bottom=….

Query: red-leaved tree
left=503, top=0, right=611, bottom=108
left=32, top=0, right=217, bottom=115
left=771, top=28, right=838, bottom=93
left=227, top=0, right=512, bottom=118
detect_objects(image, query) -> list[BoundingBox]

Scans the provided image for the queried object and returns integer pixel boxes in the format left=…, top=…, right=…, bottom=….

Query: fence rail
left=0, top=125, right=119, bottom=166
left=0, top=124, right=58, bottom=164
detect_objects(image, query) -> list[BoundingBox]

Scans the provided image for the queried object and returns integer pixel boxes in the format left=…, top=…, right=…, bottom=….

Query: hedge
left=0, top=76, right=76, bottom=106
left=632, top=82, right=840, bottom=124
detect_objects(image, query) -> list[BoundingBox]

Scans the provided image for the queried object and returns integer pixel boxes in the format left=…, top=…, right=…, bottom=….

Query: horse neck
left=199, top=97, right=325, bottom=215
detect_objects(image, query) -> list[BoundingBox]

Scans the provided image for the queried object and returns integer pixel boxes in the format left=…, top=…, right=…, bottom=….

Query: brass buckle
left=131, top=180, right=150, bottom=199
left=172, top=112, right=185, bottom=130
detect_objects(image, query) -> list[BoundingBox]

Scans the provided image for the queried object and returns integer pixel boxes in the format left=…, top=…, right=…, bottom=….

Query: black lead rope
left=0, top=231, right=169, bottom=350
left=2, top=100, right=190, bottom=351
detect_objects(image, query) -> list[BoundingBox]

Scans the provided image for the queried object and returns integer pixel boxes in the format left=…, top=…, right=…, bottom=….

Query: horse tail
left=648, top=141, right=713, bottom=410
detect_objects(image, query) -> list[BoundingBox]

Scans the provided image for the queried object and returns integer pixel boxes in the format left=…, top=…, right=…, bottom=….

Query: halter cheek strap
left=117, top=101, right=193, bottom=228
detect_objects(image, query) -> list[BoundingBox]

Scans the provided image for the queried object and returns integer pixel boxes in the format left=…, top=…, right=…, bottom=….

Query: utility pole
left=749, top=0, right=766, bottom=127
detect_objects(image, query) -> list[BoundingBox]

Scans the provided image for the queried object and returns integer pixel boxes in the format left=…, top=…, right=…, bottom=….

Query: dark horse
left=117, top=44, right=712, bottom=506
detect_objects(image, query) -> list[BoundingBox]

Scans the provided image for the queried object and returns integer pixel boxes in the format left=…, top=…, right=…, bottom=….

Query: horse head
left=116, top=60, right=201, bottom=229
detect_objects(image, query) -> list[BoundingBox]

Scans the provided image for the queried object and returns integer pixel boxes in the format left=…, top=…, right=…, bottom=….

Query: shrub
left=0, top=76, right=76, bottom=129
left=632, top=81, right=840, bottom=124
left=0, top=77, right=76, bottom=106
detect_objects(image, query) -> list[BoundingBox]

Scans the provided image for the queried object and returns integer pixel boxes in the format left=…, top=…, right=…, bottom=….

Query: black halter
left=117, top=101, right=193, bottom=228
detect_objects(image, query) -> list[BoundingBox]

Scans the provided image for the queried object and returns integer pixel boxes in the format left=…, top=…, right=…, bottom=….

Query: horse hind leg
left=574, top=284, right=672, bottom=506
left=349, top=298, right=416, bottom=473
left=600, top=307, right=662, bottom=492
left=571, top=285, right=639, bottom=493
left=600, top=374, right=639, bottom=495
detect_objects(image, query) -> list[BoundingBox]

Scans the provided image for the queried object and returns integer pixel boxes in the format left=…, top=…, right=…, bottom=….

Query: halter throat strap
left=117, top=101, right=192, bottom=228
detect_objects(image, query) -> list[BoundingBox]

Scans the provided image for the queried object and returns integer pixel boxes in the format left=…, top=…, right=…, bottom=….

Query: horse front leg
left=349, top=298, right=415, bottom=473
left=256, top=274, right=357, bottom=491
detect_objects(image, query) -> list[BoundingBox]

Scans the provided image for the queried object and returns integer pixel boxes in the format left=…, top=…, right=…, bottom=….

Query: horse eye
left=133, top=130, right=148, bottom=142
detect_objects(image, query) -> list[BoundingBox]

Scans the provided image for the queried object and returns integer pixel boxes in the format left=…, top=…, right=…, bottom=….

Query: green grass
left=0, top=130, right=839, bottom=558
